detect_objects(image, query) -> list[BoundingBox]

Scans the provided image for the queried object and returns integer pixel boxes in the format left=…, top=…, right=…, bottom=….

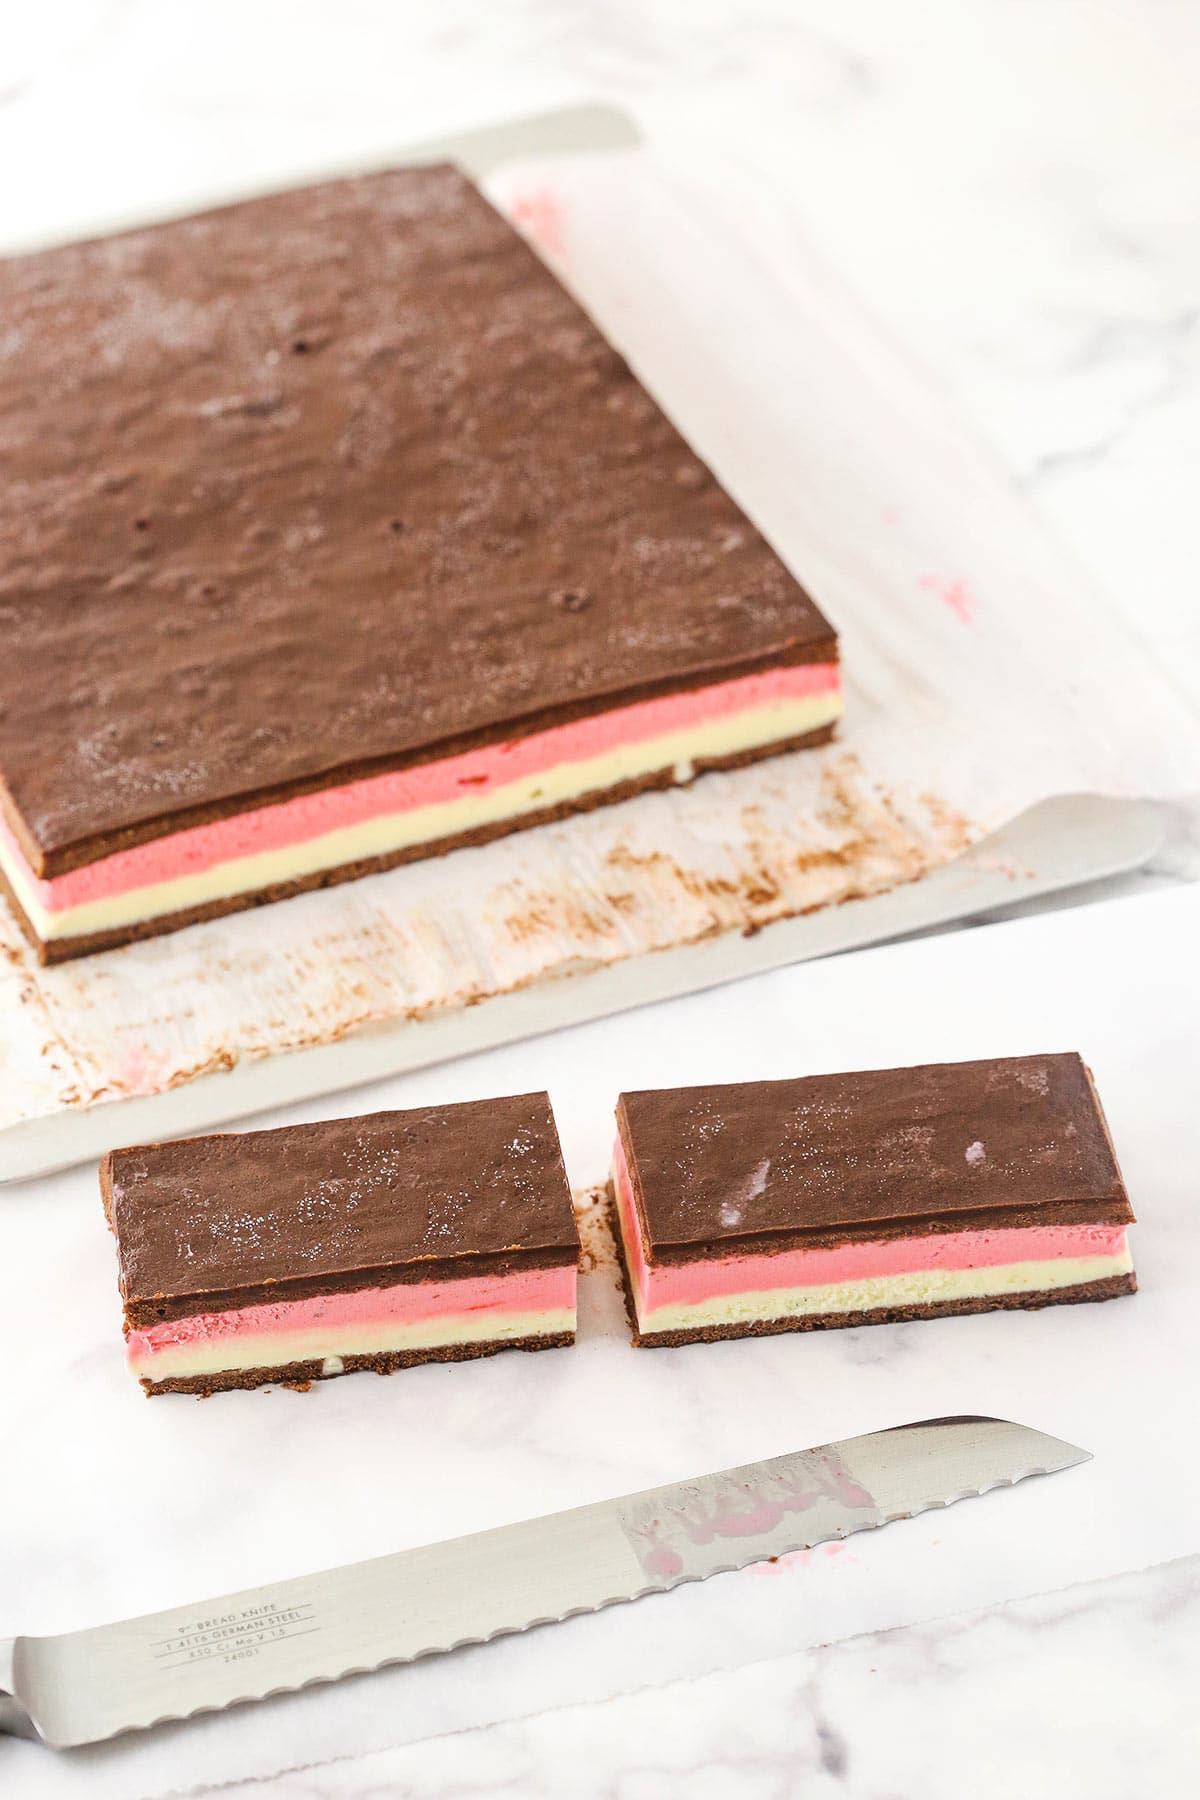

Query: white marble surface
left=4, top=885, right=1198, bottom=1800
left=2, top=3, right=1199, bottom=1796
left=209, top=1555, right=1200, bottom=1799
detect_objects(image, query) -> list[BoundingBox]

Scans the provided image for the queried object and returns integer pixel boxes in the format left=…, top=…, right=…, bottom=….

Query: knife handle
left=0, top=1638, right=38, bottom=1740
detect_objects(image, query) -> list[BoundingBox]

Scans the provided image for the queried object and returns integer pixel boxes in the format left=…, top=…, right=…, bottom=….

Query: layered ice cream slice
left=611, top=1054, right=1136, bottom=1346
left=0, top=163, right=840, bottom=964
left=101, top=1093, right=579, bottom=1395
left=1, top=661, right=840, bottom=960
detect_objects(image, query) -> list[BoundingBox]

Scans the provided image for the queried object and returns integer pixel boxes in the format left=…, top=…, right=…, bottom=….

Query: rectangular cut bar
left=100, top=1093, right=579, bottom=1394
left=611, top=1054, right=1136, bottom=1346
left=0, top=166, right=839, bottom=963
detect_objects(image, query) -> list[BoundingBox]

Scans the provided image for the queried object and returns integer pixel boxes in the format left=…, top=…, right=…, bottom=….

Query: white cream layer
left=131, top=1306, right=576, bottom=1382
left=5, top=690, right=839, bottom=942
left=634, top=1249, right=1134, bottom=1337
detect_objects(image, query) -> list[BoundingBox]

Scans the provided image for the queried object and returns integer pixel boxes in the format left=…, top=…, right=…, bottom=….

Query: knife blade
left=0, top=1414, right=1087, bottom=1748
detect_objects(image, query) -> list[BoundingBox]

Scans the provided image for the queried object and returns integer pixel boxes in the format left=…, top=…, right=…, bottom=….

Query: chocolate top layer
left=617, top=1054, right=1133, bottom=1258
left=0, top=166, right=835, bottom=874
left=102, top=1092, right=577, bottom=1325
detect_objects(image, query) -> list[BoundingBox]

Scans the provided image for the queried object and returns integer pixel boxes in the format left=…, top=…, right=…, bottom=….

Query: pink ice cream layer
left=126, top=1262, right=578, bottom=1364
left=17, top=661, right=840, bottom=911
left=612, top=1138, right=1128, bottom=1318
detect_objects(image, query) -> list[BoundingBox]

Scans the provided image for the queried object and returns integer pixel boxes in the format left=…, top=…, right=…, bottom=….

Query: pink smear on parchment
left=919, top=573, right=975, bottom=624
left=508, top=186, right=567, bottom=258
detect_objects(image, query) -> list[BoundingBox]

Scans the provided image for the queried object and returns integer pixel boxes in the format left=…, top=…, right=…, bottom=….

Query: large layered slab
left=0, top=166, right=839, bottom=962
left=101, top=1093, right=578, bottom=1394
left=612, top=1053, right=1136, bottom=1345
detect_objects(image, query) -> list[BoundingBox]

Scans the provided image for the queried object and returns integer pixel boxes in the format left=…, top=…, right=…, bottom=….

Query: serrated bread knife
left=1, top=1415, right=1087, bottom=1748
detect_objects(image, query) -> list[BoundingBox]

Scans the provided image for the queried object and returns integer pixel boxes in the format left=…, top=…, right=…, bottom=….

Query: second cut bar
left=612, top=1054, right=1136, bottom=1346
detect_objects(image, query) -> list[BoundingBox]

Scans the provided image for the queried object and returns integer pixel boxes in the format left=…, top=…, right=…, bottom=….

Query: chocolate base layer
left=9, top=720, right=835, bottom=964
left=140, top=1330, right=575, bottom=1396
left=628, top=1277, right=1136, bottom=1349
